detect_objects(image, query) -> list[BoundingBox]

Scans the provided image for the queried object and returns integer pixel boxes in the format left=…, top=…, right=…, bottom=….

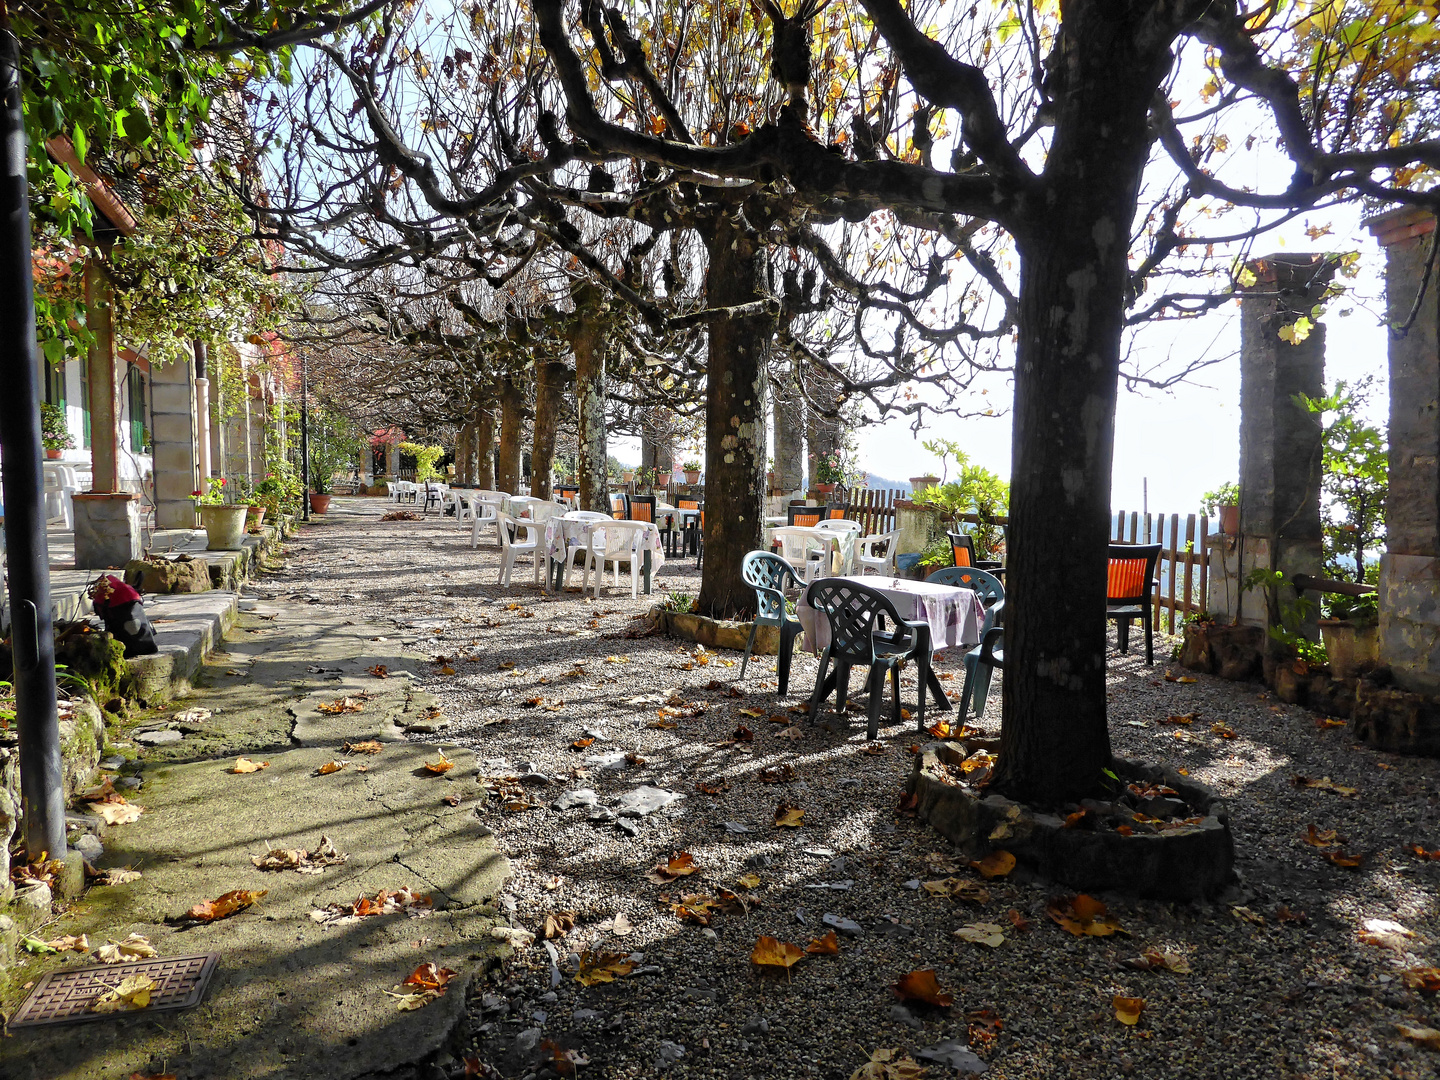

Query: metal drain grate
left=8, top=953, right=221, bottom=1028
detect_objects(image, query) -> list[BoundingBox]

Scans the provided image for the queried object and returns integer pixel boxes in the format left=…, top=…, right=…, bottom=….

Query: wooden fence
left=1112, top=510, right=1211, bottom=634
left=837, top=486, right=906, bottom=534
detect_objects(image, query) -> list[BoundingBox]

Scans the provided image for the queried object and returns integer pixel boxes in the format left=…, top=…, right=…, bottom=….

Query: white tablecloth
left=765, top=524, right=859, bottom=577
left=543, top=518, right=666, bottom=578
left=797, top=575, right=986, bottom=653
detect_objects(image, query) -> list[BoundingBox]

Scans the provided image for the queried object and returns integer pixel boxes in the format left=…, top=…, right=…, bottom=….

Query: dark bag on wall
left=89, top=575, right=159, bottom=657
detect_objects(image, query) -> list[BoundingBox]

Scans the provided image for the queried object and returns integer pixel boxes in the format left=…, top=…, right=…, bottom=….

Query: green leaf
left=71, top=124, right=87, bottom=164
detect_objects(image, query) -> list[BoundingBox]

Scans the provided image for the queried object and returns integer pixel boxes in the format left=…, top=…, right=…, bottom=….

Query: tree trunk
left=571, top=284, right=610, bottom=514
left=990, top=22, right=1163, bottom=807
left=805, top=364, right=842, bottom=492
left=474, top=395, right=499, bottom=490
left=697, top=207, right=771, bottom=618
left=774, top=355, right=805, bottom=492
left=496, top=369, right=526, bottom=494
left=532, top=358, right=568, bottom=500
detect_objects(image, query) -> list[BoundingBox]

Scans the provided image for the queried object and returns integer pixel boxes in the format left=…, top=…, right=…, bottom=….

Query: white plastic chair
left=470, top=496, right=502, bottom=549
left=857, top=530, right=900, bottom=576
left=583, top=520, right=652, bottom=598
left=552, top=511, right=610, bottom=590
left=496, top=511, right=543, bottom=587
left=531, top=501, right=565, bottom=525
left=421, top=482, right=447, bottom=515
left=771, top=526, right=830, bottom=583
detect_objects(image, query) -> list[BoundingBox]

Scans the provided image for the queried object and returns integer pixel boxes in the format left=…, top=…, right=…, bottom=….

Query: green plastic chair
left=740, top=551, right=804, bottom=695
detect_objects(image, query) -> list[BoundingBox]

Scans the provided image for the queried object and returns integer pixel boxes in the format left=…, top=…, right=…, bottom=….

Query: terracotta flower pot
left=813, top=483, right=836, bottom=495
left=684, top=470, right=701, bottom=485
left=910, top=475, right=940, bottom=491
left=45, top=448, right=62, bottom=460
left=309, top=493, right=332, bottom=514
left=198, top=504, right=249, bottom=550
left=1219, top=504, right=1240, bottom=536
left=246, top=505, right=266, bottom=533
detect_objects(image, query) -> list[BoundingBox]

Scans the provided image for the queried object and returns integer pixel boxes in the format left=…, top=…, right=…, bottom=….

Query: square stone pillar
left=84, top=259, right=121, bottom=494
left=1231, top=254, right=1335, bottom=642
left=73, top=492, right=141, bottom=569
left=1369, top=208, right=1440, bottom=694
left=149, top=357, right=199, bottom=528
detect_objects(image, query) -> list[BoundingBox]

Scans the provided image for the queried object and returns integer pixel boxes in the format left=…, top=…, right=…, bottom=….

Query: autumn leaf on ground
left=89, top=797, right=144, bottom=825
left=1007, top=909, right=1033, bottom=933
left=646, top=852, right=698, bottom=884
left=922, top=877, right=990, bottom=905
left=806, top=931, right=840, bottom=955
left=1303, top=824, right=1343, bottom=847
left=230, top=757, right=269, bottom=773
left=571, top=738, right=595, bottom=750
left=575, top=951, right=635, bottom=985
left=310, top=886, right=433, bottom=926
left=649, top=719, right=679, bottom=730
left=43, top=934, right=89, bottom=953
left=695, top=780, right=730, bottom=795
left=1291, top=774, right=1358, bottom=797
left=625, top=752, right=647, bottom=766
left=954, top=922, right=1006, bottom=948
left=848, top=1048, right=926, bottom=1080
left=970, top=850, right=1016, bottom=879
left=403, top=961, right=458, bottom=993
left=1401, top=967, right=1440, bottom=992
left=967, top=1008, right=1004, bottom=1048
left=180, top=888, right=267, bottom=923
left=343, top=740, right=385, bottom=755
left=1396, top=1024, right=1440, bottom=1050
left=736, top=871, right=762, bottom=889
left=893, top=969, right=953, bottom=1008
left=424, top=751, right=456, bottom=774
left=1231, top=906, right=1266, bottom=926
left=1276, top=905, right=1308, bottom=924
left=95, top=934, right=157, bottom=964
left=670, top=894, right=719, bottom=926
left=1315, top=717, right=1346, bottom=729
left=896, top=792, right=919, bottom=817
left=1323, top=850, right=1364, bottom=869
left=317, top=696, right=366, bottom=714
left=368, top=664, right=389, bottom=678
left=1158, top=713, right=1198, bottom=725
left=738, top=707, right=766, bottom=719
left=758, top=763, right=797, bottom=783
left=1113, top=995, right=1145, bottom=1025
left=751, top=936, right=805, bottom=970
left=252, top=835, right=347, bottom=874
left=1210, top=722, right=1236, bottom=738
left=774, top=801, right=805, bottom=827
left=1121, top=948, right=1191, bottom=974
left=1411, top=845, right=1440, bottom=861
left=91, top=974, right=157, bottom=1013
left=1163, top=670, right=1197, bottom=683
left=1046, top=894, right=1126, bottom=937
left=731, top=725, right=755, bottom=742
left=1358, top=918, right=1415, bottom=950
left=315, top=760, right=348, bottom=776
left=543, top=911, right=576, bottom=940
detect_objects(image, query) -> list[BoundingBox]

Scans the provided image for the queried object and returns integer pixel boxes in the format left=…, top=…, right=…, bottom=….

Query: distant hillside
left=863, top=472, right=911, bottom=494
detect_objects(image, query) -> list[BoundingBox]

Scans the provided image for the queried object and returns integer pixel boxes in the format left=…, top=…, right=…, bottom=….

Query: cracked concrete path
left=1, top=514, right=511, bottom=1080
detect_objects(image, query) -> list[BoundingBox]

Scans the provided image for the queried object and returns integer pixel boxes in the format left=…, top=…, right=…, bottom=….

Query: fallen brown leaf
left=751, top=936, right=805, bottom=969
left=893, top=969, right=953, bottom=1008
left=424, top=751, right=456, bottom=774
left=1113, top=995, right=1145, bottom=1025
left=230, top=757, right=269, bottom=774
left=181, top=888, right=267, bottom=923
left=574, top=951, right=634, bottom=985
left=315, top=760, right=347, bottom=776
left=543, top=911, right=576, bottom=940
left=805, top=931, right=840, bottom=955
left=1046, top=894, right=1126, bottom=937
left=970, top=850, right=1016, bottom=879
left=774, top=802, right=805, bottom=827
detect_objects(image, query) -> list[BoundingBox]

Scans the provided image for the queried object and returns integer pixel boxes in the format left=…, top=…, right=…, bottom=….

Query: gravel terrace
left=276, top=500, right=1439, bottom=1080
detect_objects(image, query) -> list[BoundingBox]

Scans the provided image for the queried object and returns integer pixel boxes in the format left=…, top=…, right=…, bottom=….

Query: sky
left=853, top=203, right=1392, bottom=518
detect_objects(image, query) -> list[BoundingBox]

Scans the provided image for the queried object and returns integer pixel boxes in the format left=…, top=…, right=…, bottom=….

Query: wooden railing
left=1112, top=510, right=1211, bottom=634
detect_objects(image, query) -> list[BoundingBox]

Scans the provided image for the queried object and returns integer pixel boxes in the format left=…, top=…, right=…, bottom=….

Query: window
left=44, top=358, right=66, bottom=407
left=126, top=365, right=148, bottom=453
left=79, top=355, right=90, bottom=448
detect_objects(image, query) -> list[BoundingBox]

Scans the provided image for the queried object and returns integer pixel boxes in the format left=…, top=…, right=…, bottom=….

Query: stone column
left=72, top=257, right=141, bottom=568
left=1369, top=208, right=1440, bottom=693
left=193, top=340, right=211, bottom=480
left=83, top=258, right=119, bottom=493
left=149, top=357, right=199, bottom=528
left=1207, top=254, right=1332, bottom=641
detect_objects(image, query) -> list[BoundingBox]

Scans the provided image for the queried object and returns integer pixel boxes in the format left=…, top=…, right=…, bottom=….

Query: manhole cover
left=8, top=953, right=220, bottom=1028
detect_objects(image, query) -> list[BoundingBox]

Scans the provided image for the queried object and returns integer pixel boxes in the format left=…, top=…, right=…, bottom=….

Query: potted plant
left=621, top=467, right=636, bottom=484
left=1202, top=482, right=1241, bottom=536
left=683, top=459, right=702, bottom=485
left=250, top=473, right=284, bottom=532
left=917, top=536, right=954, bottom=579
left=40, top=401, right=74, bottom=459
left=813, top=451, right=848, bottom=495
left=192, top=476, right=248, bottom=550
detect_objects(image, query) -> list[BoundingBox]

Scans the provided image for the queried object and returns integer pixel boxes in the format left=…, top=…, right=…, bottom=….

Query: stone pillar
left=1208, top=254, right=1333, bottom=641
left=193, top=340, right=211, bottom=480
left=83, top=258, right=119, bottom=493
left=1369, top=208, right=1440, bottom=694
left=72, top=492, right=141, bottom=569
left=149, top=357, right=199, bottom=528
left=387, top=443, right=401, bottom=478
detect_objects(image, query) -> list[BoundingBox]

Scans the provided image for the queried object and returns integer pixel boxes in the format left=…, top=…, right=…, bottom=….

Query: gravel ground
left=283, top=500, right=1440, bottom=1080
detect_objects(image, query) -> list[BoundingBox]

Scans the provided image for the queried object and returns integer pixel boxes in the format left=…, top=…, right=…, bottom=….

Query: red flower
left=191, top=490, right=202, bottom=497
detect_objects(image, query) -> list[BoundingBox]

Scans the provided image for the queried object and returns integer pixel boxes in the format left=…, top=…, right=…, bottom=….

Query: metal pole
left=300, top=354, right=310, bottom=522
left=0, top=26, right=66, bottom=860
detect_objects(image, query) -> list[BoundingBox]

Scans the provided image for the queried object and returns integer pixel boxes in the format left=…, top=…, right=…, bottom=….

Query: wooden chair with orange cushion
left=609, top=492, right=629, bottom=519
left=678, top=498, right=701, bottom=558
left=949, top=532, right=976, bottom=568
left=787, top=504, right=823, bottom=527
left=1106, top=543, right=1163, bottom=664
left=628, top=495, right=657, bottom=524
